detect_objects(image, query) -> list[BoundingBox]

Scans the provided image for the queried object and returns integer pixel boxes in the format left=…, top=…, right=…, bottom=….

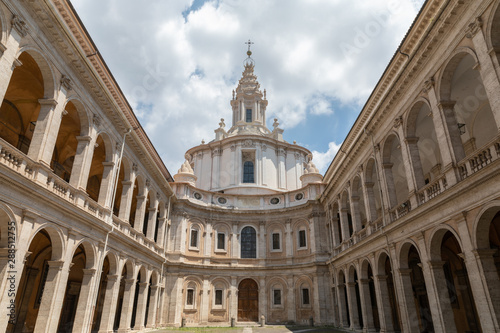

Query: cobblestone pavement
left=153, top=326, right=345, bottom=333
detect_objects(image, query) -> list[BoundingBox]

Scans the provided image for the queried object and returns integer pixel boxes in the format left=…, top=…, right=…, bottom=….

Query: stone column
left=415, top=233, right=449, bottom=333
left=405, top=137, right=426, bottom=190
left=277, top=148, right=286, bottom=189
left=200, top=278, right=210, bottom=324
left=229, top=277, right=238, bottom=322
left=330, top=214, right=341, bottom=247
left=98, top=161, right=115, bottom=208
left=285, top=220, right=293, bottom=257
left=204, top=223, right=213, bottom=258
left=426, top=261, right=457, bottom=333
left=396, top=268, right=420, bottom=333
left=437, top=101, right=466, bottom=162
left=312, top=275, right=321, bottom=325
left=474, top=248, right=500, bottom=329
left=259, top=277, right=267, bottom=322
left=382, top=163, right=397, bottom=209
left=156, top=217, right=166, bottom=247
left=425, top=82, right=459, bottom=186
left=373, top=274, right=395, bottom=333
left=349, top=194, right=363, bottom=233
left=10, top=267, right=39, bottom=333
left=466, top=18, right=500, bottom=129
left=456, top=215, right=500, bottom=331
left=339, top=206, right=350, bottom=242
left=68, top=135, right=94, bottom=190
left=358, top=278, right=376, bottom=332
left=364, top=181, right=378, bottom=222
left=146, top=207, right=158, bottom=240
left=259, top=221, right=266, bottom=259
left=0, top=17, right=25, bottom=103
left=346, top=281, right=361, bottom=330
left=27, top=99, right=60, bottom=165
left=133, top=195, right=147, bottom=233
left=231, top=223, right=238, bottom=259
left=97, top=274, right=120, bottom=333
left=146, top=284, right=159, bottom=328
left=133, top=281, right=149, bottom=330
left=395, top=123, right=418, bottom=208
left=336, top=283, right=349, bottom=328
left=118, top=180, right=134, bottom=222
left=287, top=275, right=296, bottom=322
left=117, top=278, right=136, bottom=332
left=211, top=148, right=221, bottom=189
left=34, top=260, right=68, bottom=333
left=72, top=268, right=97, bottom=333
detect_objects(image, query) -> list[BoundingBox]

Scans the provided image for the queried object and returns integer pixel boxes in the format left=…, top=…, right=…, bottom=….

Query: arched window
left=241, top=226, right=256, bottom=258
left=246, top=109, right=252, bottom=122
left=243, top=161, right=254, bottom=183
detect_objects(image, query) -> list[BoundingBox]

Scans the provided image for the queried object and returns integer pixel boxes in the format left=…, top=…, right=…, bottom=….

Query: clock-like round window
left=218, top=197, right=227, bottom=204
left=270, top=197, right=280, bottom=205
left=193, top=192, right=202, bottom=200
left=295, top=193, right=304, bottom=201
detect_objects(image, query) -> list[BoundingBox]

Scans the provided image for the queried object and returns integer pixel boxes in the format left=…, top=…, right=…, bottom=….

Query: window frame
left=301, top=287, right=310, bottom=307
left=243, top=161, right=254, bottom=183
left=271, top=232, right=282, bottom=252
left=246, top=108, right=252, bottom=122
left=186, top=288, right=195, bottom=309
left=215, top=231, right=227, bottom=253
left=298, top=228, right=307, bottom=250
left=213, top=288, right=225, bottom=309
left=240, top=226, right=257, bottom=258
left=189, top=227, right=199, bottom=251
left=272, top=288, right=283, bottom=308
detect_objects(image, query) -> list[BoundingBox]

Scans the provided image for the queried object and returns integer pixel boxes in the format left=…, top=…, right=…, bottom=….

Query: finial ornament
left=219, top=118, right=225, bottom=128
left=273, top=118, right=279, bottom=129
left=245, top=39, right=254, bottom=56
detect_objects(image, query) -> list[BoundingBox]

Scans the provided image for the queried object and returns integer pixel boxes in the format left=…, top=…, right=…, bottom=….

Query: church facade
left=0, top=0, right=499, bottom=332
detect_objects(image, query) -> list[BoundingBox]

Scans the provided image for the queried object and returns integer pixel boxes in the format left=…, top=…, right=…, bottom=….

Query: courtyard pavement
left=153, top=326, right=345, bottom=333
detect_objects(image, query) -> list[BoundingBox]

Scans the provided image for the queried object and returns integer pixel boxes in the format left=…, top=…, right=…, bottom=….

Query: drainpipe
left=87, top=128, right=131, bottom=332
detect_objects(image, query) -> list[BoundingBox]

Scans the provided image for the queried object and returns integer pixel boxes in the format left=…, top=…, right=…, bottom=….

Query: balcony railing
left=458, top=137, right=500, bottom=180
left=0, top=137, right=164, bottom=253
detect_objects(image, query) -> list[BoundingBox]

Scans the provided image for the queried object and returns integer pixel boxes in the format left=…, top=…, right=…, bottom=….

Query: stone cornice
left=49, top=0, right=174, bottom=188
left=322, top=0, right=469, bottom=200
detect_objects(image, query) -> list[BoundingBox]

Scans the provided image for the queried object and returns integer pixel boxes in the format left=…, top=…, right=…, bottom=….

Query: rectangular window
left=215, top=289, right=223, bottom=305
left=302, top=288, right=310, bottom=305
left=272, top=233, right=280, bottom=250
left=217, top=233, right=225, bottom=250
left=190, top=229, right=198, bottom=248
left=299, top=229, right=307, bottom=248
left=273, top=289, right=282, bottom=305
left=246, top=109, right=252, bottom=122
left=186, top=289, right=194, bottom=305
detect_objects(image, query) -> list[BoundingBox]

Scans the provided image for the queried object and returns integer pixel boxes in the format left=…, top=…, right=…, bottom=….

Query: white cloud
left=71, top=0, right=422, bottom=173
left=312, top=141, right=342, bottom=175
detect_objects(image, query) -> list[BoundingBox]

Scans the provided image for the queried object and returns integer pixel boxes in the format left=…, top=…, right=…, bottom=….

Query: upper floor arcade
left=0, top=1, right=175, bottom=253
left=321, top=0, right=500, bottom=255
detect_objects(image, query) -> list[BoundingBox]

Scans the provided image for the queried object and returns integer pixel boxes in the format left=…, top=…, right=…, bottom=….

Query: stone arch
left=428, top=224, right=463, bottom=261
left=0, top=203, right=17, bottom=248
left=119, top=259, right=135, bottom=280
left=438, top=47, right=480, bottom=102
left=70, top=239, right=97, bottom=269
left=398, top=239, right=421, bottom=269
left=405, top=98, right=442, bottom=188
left=87, top=131, right=114, bottom=204
left=382, top=132, right=409, bottom=207
left=487, top=1, right=500, bottom=66
left=28, top=224, right=65, bottom=261
left=438, top=47, right=496, bottom=157
left=113, top=157, right=131, bottom=217
left=61, top=98, right=91, bottom=136
left=359, top=257, right=380, bottom=331
left=337, top=268, right=349, bottom=328
left=15, top=46, right=56, bottom=99
left=474, top=201, right=500, bottom=249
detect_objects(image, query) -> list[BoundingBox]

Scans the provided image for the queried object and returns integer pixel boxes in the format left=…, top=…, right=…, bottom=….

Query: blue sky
left=71, top=0, right=425, bottom=174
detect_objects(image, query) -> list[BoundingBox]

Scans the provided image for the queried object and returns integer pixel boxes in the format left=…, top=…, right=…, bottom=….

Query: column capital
left=82, top=268, right=97, bottom=276
left=472, top=248, right=497, bottom=259
left=465, top=17, right=483, bottom=39
left=398, top=268, right=412, bottom=275
left=428, top=260, right=446, bottom=268
left=76, top=135, right=93, bottom=143
left=47, top=260, right=65, bottom=270
left=38, top=98, right=58, bottom=107
left=437, top=101, right=456, bottom=110
left=382, top=162, right=393, bottom=169
left=107, top=274, right=120, bottom=282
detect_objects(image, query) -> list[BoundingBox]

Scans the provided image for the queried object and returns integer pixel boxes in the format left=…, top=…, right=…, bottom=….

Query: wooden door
left=238, top=279, right=258, bottom=321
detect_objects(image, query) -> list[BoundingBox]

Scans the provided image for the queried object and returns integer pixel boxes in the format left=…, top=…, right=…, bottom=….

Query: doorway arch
left=238, top=279, right=258, bottom=322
